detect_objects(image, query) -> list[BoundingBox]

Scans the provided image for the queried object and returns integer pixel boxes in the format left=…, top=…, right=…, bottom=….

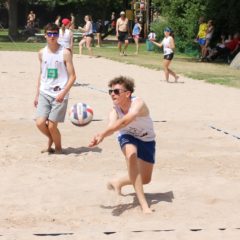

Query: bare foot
left=55, top=149, right=64, bottom=154
left=142, top=207, right=153, bottom=214
left=41, top=148, right=55, bottom=154
left=107, top=180, right=122, bottom=195
left=175, top=75, right=179, bottom=82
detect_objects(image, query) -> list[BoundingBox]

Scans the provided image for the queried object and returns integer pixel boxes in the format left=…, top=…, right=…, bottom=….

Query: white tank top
left=58, top=29, right=72, bottom=49
left=40, top=46, right=69, bottom=98
left=115, top=97, right=155, bottom=141
left=162, top=36, right=173, bottom=55
left=84, top=21, right=93, bottom=35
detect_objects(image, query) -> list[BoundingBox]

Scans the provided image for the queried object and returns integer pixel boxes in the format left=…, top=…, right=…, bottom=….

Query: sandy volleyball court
left=0, top=51, right=240, bottom=239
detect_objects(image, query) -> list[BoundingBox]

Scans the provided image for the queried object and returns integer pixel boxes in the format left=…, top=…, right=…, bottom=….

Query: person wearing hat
left=150, top=27, right=179, bottom=82
left=116, top=11, right=129, bottom=56
left=58, top=18, right=73, bottom=52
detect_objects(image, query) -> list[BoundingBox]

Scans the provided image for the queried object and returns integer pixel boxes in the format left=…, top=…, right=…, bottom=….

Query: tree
left=0, top=0, right=19, bottom=38
left=1, top=0, right=123, bottom=39
left=152, top=0, right=240, bottom=51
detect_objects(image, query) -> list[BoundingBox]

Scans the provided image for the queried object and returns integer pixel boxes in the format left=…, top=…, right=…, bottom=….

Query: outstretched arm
left=150, top=39, right=163, bottom=48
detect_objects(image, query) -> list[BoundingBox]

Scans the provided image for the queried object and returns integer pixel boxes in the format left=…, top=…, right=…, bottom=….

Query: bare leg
left=163, top=59, right=170, bottom=82
left=107, top=176, right=131, bottom=195
left=118, top=41, right=123, bottom=55
left=134, top=38, right=139, bottom=54
left=168, top=68, right=178, bottom=82
left=48, top=120, right=62, bottom=153
left=79, top=39, right=86, bottom=55
left=96, top=33, right=101, bottom=47
left=163, top=59, right=178, bottom=82
left=199, top=45, right=205, bottom=60
left=36, top=118, right=54, bottom=152
left=123, top=40, right=129, bottom=55
left=123, top=144, right=153, bottom=213
left=86, top=37, right=93, bottom=56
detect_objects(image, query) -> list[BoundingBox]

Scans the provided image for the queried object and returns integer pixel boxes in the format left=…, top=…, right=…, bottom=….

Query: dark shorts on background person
left=118, top=31, right=128, bottom=42
left=164, top=52, right=174, bottom=60
left=85, top=33, right=94, bottom=38
left=118, top=134, right=156, bottom=164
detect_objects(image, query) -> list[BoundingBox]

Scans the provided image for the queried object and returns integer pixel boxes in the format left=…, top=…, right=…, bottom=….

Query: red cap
left=62, top=18, right=70, bottom=26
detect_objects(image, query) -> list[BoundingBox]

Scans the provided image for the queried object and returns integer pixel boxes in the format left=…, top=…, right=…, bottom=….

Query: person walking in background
left=196, top=16, right=207, bottom=60
left=54, top=15, right=61, bottom=27
left=132, top=17, right=142, bottom=55
left=34, top=23, right=76, bottom=154
left=202, top=20, right=214, bottom=60
left=111, top=12, right=116, bottom=34
left=150, top=27, right=179, bottom=82
left=58, top=18, right=73, bottom=53
left=95, top=19, right=103, bottom=47
left=116, top=11, right=129, bottom=56
left=78, top=15, right=94, bottom=56
left=89, top=76, right=156, bottom=214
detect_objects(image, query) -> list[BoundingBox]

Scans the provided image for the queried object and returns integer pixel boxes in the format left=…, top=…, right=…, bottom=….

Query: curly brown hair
left=108, top=76, right=135, bottom=93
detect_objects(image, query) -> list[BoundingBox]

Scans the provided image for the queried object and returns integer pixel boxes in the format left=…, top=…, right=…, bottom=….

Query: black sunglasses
left=108, top=89, right=128, bottom=95
left=46, top=32, right=59, bottom=37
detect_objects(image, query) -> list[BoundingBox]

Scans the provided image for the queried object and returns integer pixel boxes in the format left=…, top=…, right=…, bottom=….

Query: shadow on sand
left=63, top=146, right=102, bottom=155
left=100, top=191, right=174, bottom=216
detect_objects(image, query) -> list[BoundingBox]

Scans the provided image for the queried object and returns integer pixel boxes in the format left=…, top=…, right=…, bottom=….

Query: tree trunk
left=8, top=0, right=19, bottom=39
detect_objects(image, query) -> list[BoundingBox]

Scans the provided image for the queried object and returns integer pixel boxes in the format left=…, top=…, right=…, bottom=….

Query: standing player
left=116, top=11, right=129, bottom=56
left=89, top=76, right=156, bottom=213
left=150, top=27, right=179, bottom=82
left=34, top=23, right=76, bottom=154
left=196, top=17, right=207, bottom=60
left=132, top=17, right=142, bottom=55
left=78, top=15, right=94, bottom=56
left=58, top=18, right=73, bottom=52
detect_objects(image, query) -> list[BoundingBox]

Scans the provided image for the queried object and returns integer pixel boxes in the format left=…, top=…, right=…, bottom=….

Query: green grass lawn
left=0, top=31, right=239, bottom=88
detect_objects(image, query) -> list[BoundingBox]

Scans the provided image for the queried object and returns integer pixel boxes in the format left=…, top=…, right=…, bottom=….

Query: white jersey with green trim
left=40, top=45, right=69, bottom=98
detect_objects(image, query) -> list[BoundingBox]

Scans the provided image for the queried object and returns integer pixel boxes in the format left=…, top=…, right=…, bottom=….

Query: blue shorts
left=118, top=134, right=156, bottom=164
left=198, top=38, right=206, bottom=46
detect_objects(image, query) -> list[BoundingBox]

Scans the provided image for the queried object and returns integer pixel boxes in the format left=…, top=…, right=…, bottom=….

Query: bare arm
left=55, top=49, right=76, bottom=102
left=69, top=31, right=74, bottom=51
left=138, top=23, right=142, bottom=32
left=89, top=98, right=146, bottom=147
left=116, top=19, right=119, bottom=36
left=150, top=39, right=163, bottom=48
left=126, top=19, right=130, bottom=35
left=169, top=36, right=175, bottom=50
left=34, top=49, right=43, bottom=107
